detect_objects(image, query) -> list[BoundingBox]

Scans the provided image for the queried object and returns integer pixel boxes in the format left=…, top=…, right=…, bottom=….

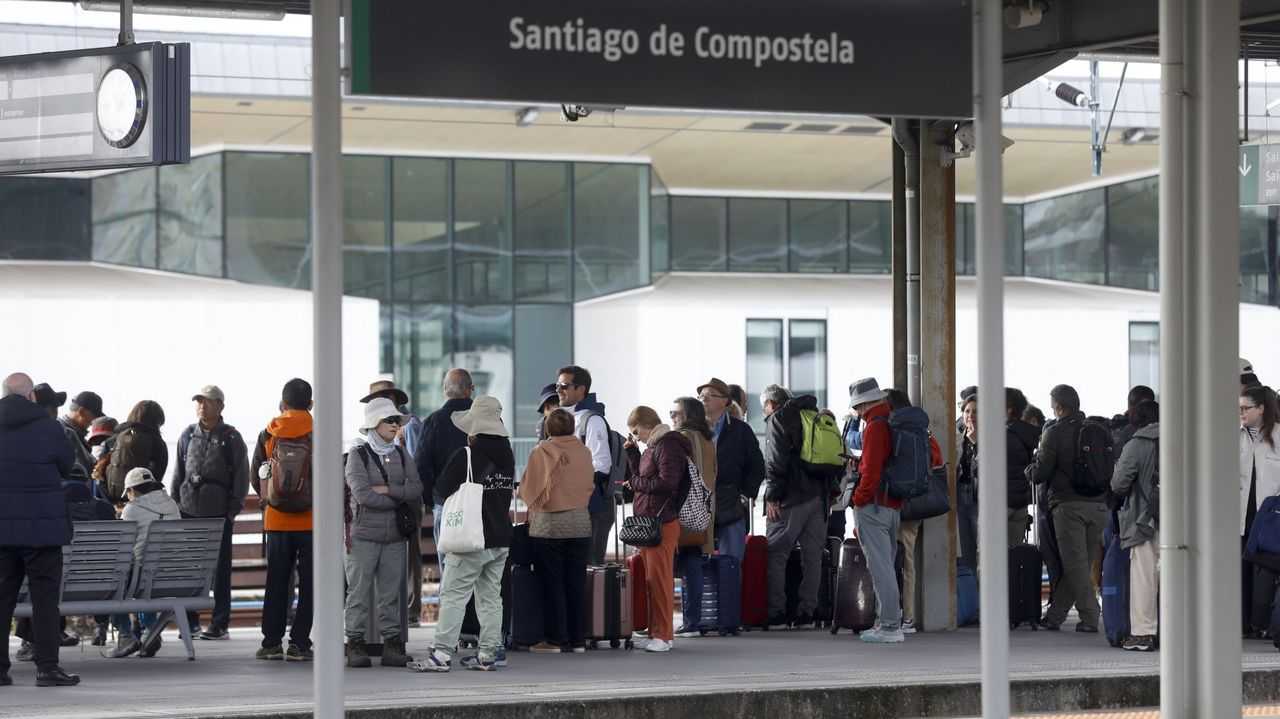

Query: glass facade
left=159, top=153, right=223, bottom=277
left=671, top=197, right=727, bottom=271
left=730, top=198, right=788, bottom=273
left=225, top=151, right=311, bottom=289
left=514, top=161, right=571, bottom=303
left=1024, top=188, right=1107, bottom=285
left=745, top=319, right=784, bottom=435
left=790, top=200, right=847, bottom=273
left=788, top=320, right=828, bottom=410
left=1106, top=177, right=1159, bottom=291
left=573, top=163, right=648, bottom=300
left=1129, top=322, right=1160, bottom=396
left=93, top=167, right=157, bottom=268
left=0, top=177, right=90, bottom=261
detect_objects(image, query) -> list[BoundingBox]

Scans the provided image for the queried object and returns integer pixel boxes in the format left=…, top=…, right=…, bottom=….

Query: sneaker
left=15, top=641, right=34, bottom=662
left=791, top=614, right=815, bottom=630
left=58, top=631, right=80, bottom=647
left=256, top=644, right=285, bottom=660
left=1121, top=634, right=1155, bottom=652
left=568, top=645, right=586, bottom=654
left=675, top=626, right=701, bottom=637
left=460, top=653, right=497, bottom=671
left=138, top=633, right=163, bottom=658
left=644, top=638, right=672, bottom=653
left=900, top=619, right=917, bottom=634
left=634, top=628, right=649, bottom=638
left=199, top=627, right=230, bottom=641
left=285, top=644, right=313, bottom=661
left=101, top=633, right=141, bottom=659
left=494, top=648, right=509, bottom=666
left=91, top=624, right=108, bottom=647
left=529, top=641, right=561, bottom=654
left=860, top=628, right=905, bottom=644
left=408, top=649, right=451, bottom=672
left=1075, top=623, right=1099, bottom=634
left=1038, top=618, right=1061, bottom=631
left=766, top=613, right=789, bottom=630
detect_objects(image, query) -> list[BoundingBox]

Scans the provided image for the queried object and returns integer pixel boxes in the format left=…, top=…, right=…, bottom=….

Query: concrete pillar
left=892, top=138, right=908, bottom=393
left=1159, top=1, right=1241, bottom=716
left=917, top=119, right=959, bottom=632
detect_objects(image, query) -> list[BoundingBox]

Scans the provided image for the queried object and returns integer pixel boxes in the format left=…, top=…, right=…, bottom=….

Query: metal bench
left=14, top=518, right=225, bottom=660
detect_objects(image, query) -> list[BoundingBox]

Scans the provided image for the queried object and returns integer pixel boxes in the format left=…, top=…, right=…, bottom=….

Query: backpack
left=579, top=411, right=628, bottom=499
left=1070, top=419, right=1116, bottom=497
left=797, top=409, right=846, bottom=479
left=264, top=434, right=313, bottom=513
left=872, top=406, right=933, bottom=500
left=103, top=426, right=158, bottom=504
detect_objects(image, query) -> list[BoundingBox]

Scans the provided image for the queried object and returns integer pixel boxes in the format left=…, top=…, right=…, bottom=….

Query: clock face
left=96, top=63, right=147, bottom=149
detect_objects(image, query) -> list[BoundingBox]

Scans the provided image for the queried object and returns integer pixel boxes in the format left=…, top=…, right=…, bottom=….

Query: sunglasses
left=669, top=411, right=684, bottom=419
left=555, top=382, right=578, bottom=390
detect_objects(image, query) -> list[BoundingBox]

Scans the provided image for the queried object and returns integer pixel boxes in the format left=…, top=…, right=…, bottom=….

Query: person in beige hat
left=412, top=396, right=514, bottom=672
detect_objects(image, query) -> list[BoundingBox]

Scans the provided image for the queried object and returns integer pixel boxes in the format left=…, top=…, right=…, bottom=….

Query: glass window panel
left=380, top=303, right=393, bottom=376
left=1129, top=322, right=1160, bottom=397
left=651, top=168, right=670, bottom=274
left=225, top=152, right=310, bottom=289
left=1106, top=177, right=1159, bottom=291
left=454, top=305, right=514, bottom=430
left=92, top=167, right=157, bottom=268
left=954, top=203, right=976, bottom=276
left=670, top=197, right=727, bottom=271
left=728, top=198, right=786, bottom=272
left=789, top=199, right=846, bottom=273
left=574, top=163, right=646, bottom=300
left=514, top=161, right=571, bottom=302
left=1023, top=188, right=1106, bottom=285
left=1241, top=205, right=1270, bottom=305
left=343, top=156, right=389, bottom=300
left=454, top=160, right=512, bottom=303
left=392, top=157, right=450, bottom=302
left=746, top=319, right=783, bottom=435
left=514, top=305, right=573, bottom=437
left=788, top=320, right=828, bottom=410
left=0, top=177, right=90, bottom=260
left=849, top=200, right=891, bottom=274
left=393, top=304, right=451, bottom=416
left=159, top=153, right=223, bottom=276
left=1005, top=204, right=1024, bottom=276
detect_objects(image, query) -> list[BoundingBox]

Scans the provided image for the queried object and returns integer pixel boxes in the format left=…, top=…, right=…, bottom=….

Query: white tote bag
left=436, top=447, right=487, bottom=554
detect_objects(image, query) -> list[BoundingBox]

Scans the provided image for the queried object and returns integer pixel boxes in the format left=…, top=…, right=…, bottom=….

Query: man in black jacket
left=0, top=372, right=80, bottom=687
left=760, top=385, right=828, bottom=629
left=696, top=378, right=765, bottom=564
left=1004, top=388, right=1041, bottom=547
left=415, top=368, right=474, bottom=582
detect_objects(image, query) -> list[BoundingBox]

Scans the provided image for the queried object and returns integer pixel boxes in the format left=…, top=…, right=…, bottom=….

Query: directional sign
left=349, top=0, right=973, bottom=118
left=1240, top=143, right=1280, bottom=206
left=0, top=43, right=190, bottom=176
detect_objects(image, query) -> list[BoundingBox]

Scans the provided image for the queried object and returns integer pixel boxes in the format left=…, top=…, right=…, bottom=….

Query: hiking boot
left=15, top=641, right=34, bottom=662
left=380, top=636, right=412, bottom=667
left=91, top=624, right=108, bottom=647
left=256, top=644, right=284, bottom=660
left=285, top=644, right=313, bottom=661
left=101, top=633, right=141, bottom=659
left=1122, top=634, right=1156, bottom=652
left=138, top=633, right=163, bottom=658
left=346, top=637, right=372, bottom=668
left=407, top=649, right=451, bottom=672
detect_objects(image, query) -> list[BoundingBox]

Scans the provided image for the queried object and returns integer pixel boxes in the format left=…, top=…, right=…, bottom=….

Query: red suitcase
left=741, top=501, right=769, bottom=628
left=627, top=551, right=648, bottom=633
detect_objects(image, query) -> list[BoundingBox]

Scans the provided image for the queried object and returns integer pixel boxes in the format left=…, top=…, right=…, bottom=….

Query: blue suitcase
left=506, top=564, right=544, bottom=649
left=1101, top=516, right=1131, bottom=647
left=697, top=555, right=742, bottom=636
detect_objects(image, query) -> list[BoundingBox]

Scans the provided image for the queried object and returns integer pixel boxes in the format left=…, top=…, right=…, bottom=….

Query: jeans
left=677, top=546, right=705, bottom=630
left=765, top=494, right=827, bottom=618
left=530, top=537, right=589, bottom=646
left=854, top=501, right=902, bottom=632
left=262, top=530, right=313, bottom=650
left=716, top=518, right=747, bottom=565
left=0, top=546, right=63, bottom=673
left=344, top=539, right=406, bottom=640
left=434, top=548, right=509, bottom=658
left=1045, top=501, right=1107, bottom=627
left=957, top=483, right=979, bottom=570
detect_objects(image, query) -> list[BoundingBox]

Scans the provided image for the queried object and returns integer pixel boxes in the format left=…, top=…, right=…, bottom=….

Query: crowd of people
left=0, top=357, right=1273, bottom=684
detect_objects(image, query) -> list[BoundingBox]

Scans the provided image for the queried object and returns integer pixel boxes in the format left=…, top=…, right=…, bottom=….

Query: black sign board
left=350, top=0, right=972, bottom=118
left=0, top=43, right=190, bottom=175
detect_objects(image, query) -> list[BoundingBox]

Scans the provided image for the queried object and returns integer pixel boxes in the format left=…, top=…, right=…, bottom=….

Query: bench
left=14, top=518, right=225, bottom=660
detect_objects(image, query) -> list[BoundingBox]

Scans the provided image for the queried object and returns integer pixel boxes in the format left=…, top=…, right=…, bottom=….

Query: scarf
left=520, top=435, right=594, bottom=512
left=646, top=423, right=671, bottom=445
left=363, top=430, right=396, bottom=456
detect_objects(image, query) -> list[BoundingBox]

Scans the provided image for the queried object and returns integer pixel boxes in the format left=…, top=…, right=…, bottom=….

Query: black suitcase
left=784, top=546, right=803, bottom=622
left=832, top=538, right=876, bottom=633
left=785, top=538, right=841, bottom=627
left=1009, top=543, right=1043, bottom=630
left=506, top=563, right=544, bottom=649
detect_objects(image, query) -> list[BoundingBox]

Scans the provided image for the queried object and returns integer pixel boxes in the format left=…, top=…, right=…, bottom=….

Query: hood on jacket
left=129, top=488, right=179, bottom=518
left=575, top=393, right=606, bottom=415
left=267, top=409, right=313, bottom=439
left=1132, top=422, right=1160, bottom=441
left=0, top=394, right=49, bottom=428
left=780, top=394, right=819, bottom=414
left=1008, top=418, right=1041, bottom=451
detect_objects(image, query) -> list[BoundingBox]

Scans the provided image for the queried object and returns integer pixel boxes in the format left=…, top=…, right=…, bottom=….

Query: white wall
left=0, top=263, right=381, bottom=482
left=575, top=273, right=1280, bottom=430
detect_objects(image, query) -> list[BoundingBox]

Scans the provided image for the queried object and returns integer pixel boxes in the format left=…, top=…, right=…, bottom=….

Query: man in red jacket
left=849, top=377, right=904, bottom=644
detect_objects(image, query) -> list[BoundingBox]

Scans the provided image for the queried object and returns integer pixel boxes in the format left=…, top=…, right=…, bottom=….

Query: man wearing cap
left=360, top=380, right=426, bottom=625
left=32, top=383, right=65, bottom=420
left=1242, top=358, right=1262, bottom=390
left=58, top=391, right=102, bottom=481
left=0, top=372, right=80, bottom=686
left=848, top=377, right=906, bottom=643
left=759, top=383, right=829, bottom=630
left=696, top=377, right=764, bottom=565
left=534, top=383, right=560, bottom=442
left=416, top=368, right=476, bottom=581
left=172, top=384, right=250, bottom=642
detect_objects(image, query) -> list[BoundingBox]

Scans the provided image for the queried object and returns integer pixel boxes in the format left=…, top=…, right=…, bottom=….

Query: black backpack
left=1070, top=419, right=1116, bottom=497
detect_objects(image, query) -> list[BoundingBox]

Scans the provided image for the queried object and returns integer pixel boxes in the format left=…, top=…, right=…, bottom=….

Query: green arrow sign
left=1239, top=143, right=1280, bottom=206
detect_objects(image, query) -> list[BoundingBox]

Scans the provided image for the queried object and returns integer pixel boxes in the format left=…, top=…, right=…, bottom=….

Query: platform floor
left=4, top=622, right=1280, bottom=718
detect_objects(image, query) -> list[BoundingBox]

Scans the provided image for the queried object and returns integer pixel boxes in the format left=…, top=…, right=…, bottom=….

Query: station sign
left=0, top=43, right=190, bottom=176
left=349, top=0, right=973, bottom=118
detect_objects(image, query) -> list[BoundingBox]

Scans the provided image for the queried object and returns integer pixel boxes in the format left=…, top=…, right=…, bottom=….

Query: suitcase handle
left=615, top=494, right=627, bottom=562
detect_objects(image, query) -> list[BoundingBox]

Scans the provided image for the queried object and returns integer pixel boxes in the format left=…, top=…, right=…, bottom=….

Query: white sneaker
left=860, top=628, right=905, bottom=644
left=644, top=638, right=671, bottom=653
left=900, top=619, right=917, bottom=634
left=407, top=649, right=451, bottom=672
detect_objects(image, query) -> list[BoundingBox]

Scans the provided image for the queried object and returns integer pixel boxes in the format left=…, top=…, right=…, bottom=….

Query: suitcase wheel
left=1031, top=622, right=1038, bottom=631
left=588, top=640, right=598, bottom=650
left=830, top=626, right=839, bottom=635
left=718, top=629, right=730, bottom=637
left=624, top=639, right=634, bottom=650
left=609, top=639, right=620, bottom=649
left=699, top=629, right=709, bottom=637
left=1010, top=622, right=1018, bottom=630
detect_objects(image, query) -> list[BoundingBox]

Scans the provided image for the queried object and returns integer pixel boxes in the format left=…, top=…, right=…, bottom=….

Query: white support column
left=1160, top=1, right=1241, bottom=716
left=311, top=0, right=344, bottom=716
left=973, top=0, right=1008, bottom=715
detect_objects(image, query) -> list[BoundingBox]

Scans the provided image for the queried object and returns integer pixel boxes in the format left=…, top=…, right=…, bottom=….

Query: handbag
left=436, top=447, right=488, bottom=554
left=1245, top=495, right=1280, bottom=572
left=619, top=495, right=671, bottom=548
left=393, top=502, right=418, bottom=539
left=679, top=440, right=713, bottom=534
left=900, top=464, right=952, bottom=521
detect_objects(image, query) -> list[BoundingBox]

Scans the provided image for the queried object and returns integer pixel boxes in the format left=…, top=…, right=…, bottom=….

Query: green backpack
left=798, top=409, right=846, bottom=479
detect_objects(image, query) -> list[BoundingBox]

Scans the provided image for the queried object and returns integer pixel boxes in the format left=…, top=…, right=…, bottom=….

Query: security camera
left=942, top=121, right=1015, bottom=166
left=559, top=104, right=625, bottom=122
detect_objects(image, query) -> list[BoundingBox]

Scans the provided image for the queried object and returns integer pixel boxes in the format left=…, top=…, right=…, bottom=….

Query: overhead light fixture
left=1004, top=1, right=1046, bottom=29
left=1044, top=79, right=1092, bottom=108
left=79, top=1, right=286, bottom=21
left=515, top=107, right=540, bottom=127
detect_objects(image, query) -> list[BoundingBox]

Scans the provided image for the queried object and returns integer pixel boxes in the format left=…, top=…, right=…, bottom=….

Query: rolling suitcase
left=698, top=555, right=742, bottom=636
left=627, top=551, right=648, bottom=633
left=741, top=500, right=769, bottom=628
left=831, top=536, right=877, bottom=633
left=1009, top=543, right=1044, bottom=630
left=584, top=500, right=636, bottom=650
left=784, top=546, right=803, bottom=622
left=1101, top=515, right=1131, bottom=647
left=506, top=563, right=544, bottom=649
left=816, top=536, right=840, bottom=627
